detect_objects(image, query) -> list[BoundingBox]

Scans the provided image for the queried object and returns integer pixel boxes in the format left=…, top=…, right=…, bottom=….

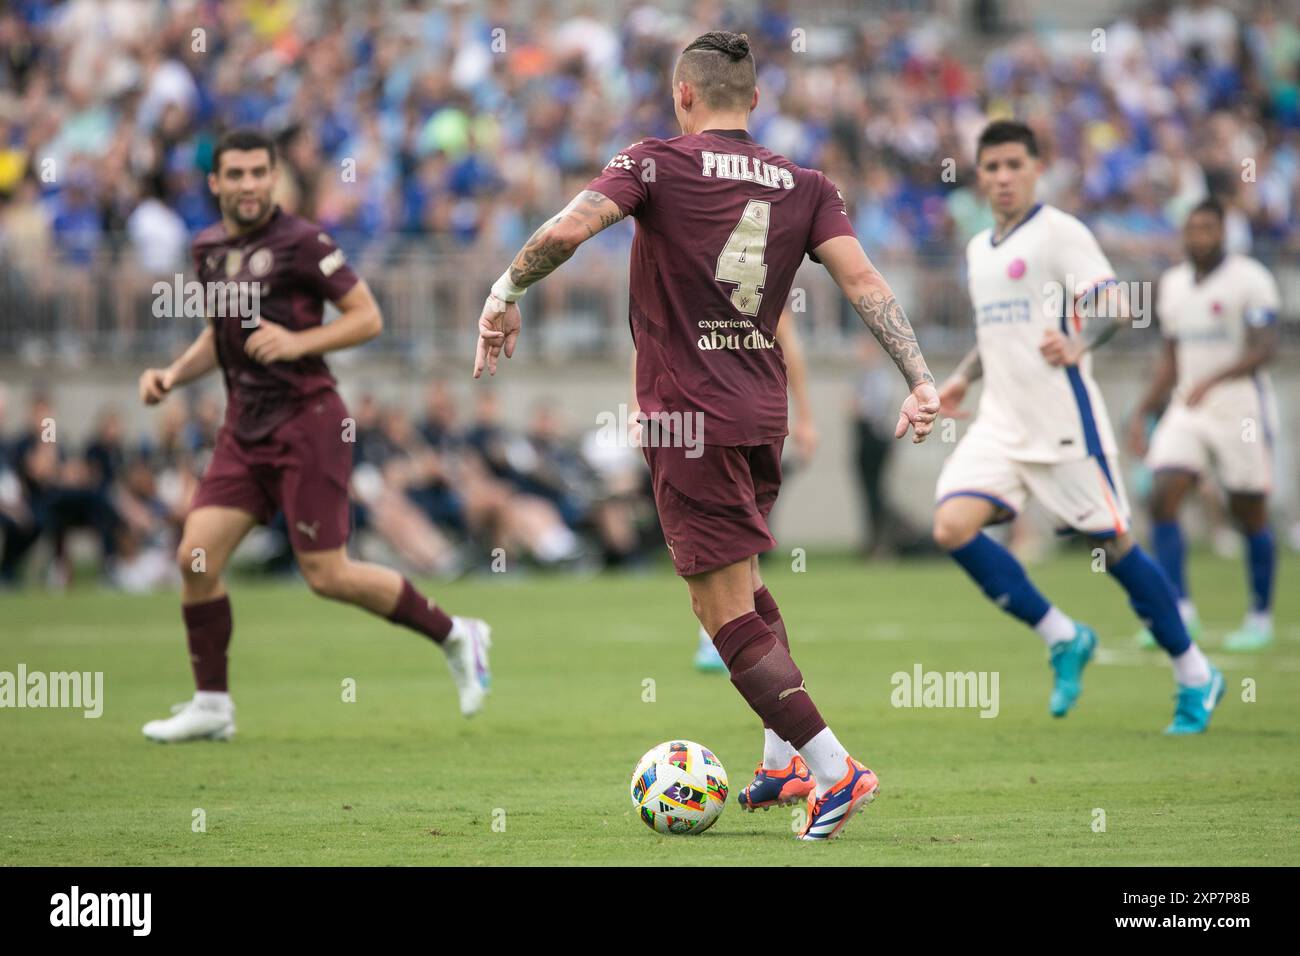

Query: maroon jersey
left=585, top=129, right=856, bottom=445
left=191, top=207, right=360, bottom=442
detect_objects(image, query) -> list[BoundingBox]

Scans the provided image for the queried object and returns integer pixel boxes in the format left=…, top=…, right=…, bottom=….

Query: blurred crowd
left=1, top=0, right=1298, bottom=587
left=0, top=382, right=657, bottom=590
left=0, top=0, right=1297, bottom=280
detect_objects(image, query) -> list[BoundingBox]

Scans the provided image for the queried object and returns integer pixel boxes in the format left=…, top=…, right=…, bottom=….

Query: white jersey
left=1156, top=254, right=1281, bottom=411
left=964, top=204, right=1119, bottom=464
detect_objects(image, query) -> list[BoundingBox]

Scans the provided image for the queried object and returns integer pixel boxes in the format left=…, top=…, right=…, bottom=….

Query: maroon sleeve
left=583, top=141, right=658, bottom=217
left=294, top=227, right=360, bottom=303
left=806, top=173, right=857, bottom=255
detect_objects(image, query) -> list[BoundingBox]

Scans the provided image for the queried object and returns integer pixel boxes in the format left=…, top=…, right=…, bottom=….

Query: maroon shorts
left=643, top=440, right=783, bottom=576
left=190, top=390, right=352, bottom=552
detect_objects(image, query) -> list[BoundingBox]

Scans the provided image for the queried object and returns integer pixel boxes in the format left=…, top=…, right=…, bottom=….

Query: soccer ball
left=629, top=740, right=728, bottom=835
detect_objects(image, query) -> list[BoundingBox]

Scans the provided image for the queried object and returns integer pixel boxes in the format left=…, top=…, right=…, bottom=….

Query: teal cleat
left=693, top=628, right=726, bottom=673
left=1049, top=624, right=1098, bottom=717
left=1223, top=621, right=1272, bottom=653
left=1165, top=666, right=1226, bottom=734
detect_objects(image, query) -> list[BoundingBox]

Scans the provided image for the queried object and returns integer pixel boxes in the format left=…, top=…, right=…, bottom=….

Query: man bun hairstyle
left=676, top=31, right=757, bottom=111
left=976, top=120, right=1039, bottom=161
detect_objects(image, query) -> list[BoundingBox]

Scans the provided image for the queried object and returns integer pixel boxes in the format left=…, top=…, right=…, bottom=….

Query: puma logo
left=296, top=521, right=319, bottom=541
left=777, top=682, right=807, bottom=701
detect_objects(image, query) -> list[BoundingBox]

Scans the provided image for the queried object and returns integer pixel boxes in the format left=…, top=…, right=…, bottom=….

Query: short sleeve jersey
left=964, top=204, right=1120, bottom=463
left=1156, top=254, right=1281, bottom=408
left=584, top=129, right=856, bottom=445
left=191, top=207, right=360, bottom=442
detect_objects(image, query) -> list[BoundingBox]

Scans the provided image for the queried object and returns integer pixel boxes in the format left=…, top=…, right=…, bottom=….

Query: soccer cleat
left=737, top=756, right=815, bottom=812
left=1049, top=624, right=1097, bottom=717
left=443, top=617, right=491, bottom=717
left=1165, top=666, right=1226, bottom=735
left=142, top=693, right=236, bottom=743
left=1223, top=620, right=1272, bottom=653
left=797, top=757, right=879, bottom=841
left=693, top=627, right=726, bottom=673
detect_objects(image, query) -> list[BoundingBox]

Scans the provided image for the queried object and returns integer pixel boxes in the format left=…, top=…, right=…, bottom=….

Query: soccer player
left=473, top=32, right=939, bottom=839
left=136, top=129, right=490, bottom=742
left=1127, top=197, right=1281, bottom=652
left=628, top=308, right=817, bottom=674
left=933, top=121, right=1223, bottom=734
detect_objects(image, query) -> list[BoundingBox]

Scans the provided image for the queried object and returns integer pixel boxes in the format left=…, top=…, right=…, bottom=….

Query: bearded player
left=473, top=32, right=939, bottom=840
left=933, top=121, right=1223, bottom=734
left=137, top=129, right=490, bottom=742
left=1127, top=197, right=1282, bottom=652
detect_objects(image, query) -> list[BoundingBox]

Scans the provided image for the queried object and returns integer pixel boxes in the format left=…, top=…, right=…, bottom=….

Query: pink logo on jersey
left=1007, top=258, right=1026, bottom=279
left=1212, top=301, right=1223, bottom=313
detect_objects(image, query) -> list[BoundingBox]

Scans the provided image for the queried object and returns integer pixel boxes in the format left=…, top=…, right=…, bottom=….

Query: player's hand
left=1125, top=414, right=1149, bottom=457
left=139, top=368, right=173, bottom=405
left=1039, top=329, right=1084, bottom=367
left=896, top=381, right=941, bottom=443
left=473, top=296, right=521, bottom=378
left=791, top=417, right=819, bottom=461
left=1185, top=379, right=1215, bottom=408
left=937, top=376, right=970, bottom=419
left=245, top=319, right=305, bottom=364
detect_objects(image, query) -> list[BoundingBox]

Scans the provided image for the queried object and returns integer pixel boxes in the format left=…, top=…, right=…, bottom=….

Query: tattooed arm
left=814, top=235, right=939, bottom=442
left=474, top=190, right=625, bottom=378
left=508, top=190, right=624, bottom=287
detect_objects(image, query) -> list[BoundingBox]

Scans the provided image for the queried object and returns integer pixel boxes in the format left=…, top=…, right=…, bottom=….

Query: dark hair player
left=137, top=129, right=490, bottom=742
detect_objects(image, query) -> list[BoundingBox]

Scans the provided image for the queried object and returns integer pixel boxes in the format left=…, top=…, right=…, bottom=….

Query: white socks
left=762, top=729, right=797, bottom=770
left=799, top=727, right=850, bottom=797
left=1035, top=606, right=1076, bottom=646
left=1172, top=643, right=1212, bottom=687
left=1178, top=599, right=1198, bottom=626
left=1245, top=610, right=1272, bottom=633
left=193, top=690, right=232, bottom=710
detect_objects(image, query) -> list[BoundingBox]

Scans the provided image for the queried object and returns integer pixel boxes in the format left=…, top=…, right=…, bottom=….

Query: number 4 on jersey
left=715, top=199, right=771, bottom=316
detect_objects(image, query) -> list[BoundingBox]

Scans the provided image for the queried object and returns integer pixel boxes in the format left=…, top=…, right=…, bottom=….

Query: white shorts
left=1146, top=400, right=1274, bottom=495
left=935, top=428, right=1131, bottom=539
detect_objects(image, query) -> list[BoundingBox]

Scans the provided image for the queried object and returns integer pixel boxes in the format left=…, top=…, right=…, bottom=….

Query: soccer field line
left=1093, top=648, right=1300, bottom=670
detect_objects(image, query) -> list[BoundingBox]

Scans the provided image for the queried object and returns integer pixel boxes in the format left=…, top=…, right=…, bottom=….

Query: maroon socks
left=753, top=586, right=788, bottom=652
left=386, top=577, right=454, bottom=644
left=183, top=595, right=233, bottom=692
left=713, top=610, right=826, bottom=749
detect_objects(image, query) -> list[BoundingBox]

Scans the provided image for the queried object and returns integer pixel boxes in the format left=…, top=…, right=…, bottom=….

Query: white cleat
left=443, top=617, right=491, bottom=717
left=142, top=692, right=236, bottom=743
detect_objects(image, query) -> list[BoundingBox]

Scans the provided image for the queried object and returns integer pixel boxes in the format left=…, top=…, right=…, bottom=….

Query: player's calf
left=297, top=550, right=492, bottom=717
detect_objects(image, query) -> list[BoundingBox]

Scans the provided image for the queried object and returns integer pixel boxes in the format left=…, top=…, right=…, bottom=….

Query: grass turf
left=2, top=551, right=1296, bottom=866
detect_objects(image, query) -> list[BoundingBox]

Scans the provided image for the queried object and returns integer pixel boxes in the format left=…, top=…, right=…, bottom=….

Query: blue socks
left=1245, top=529, right=1275, bottom=613
left=949, top=533, right=1051, bottom=627
left=1152, top=520, right=1186, bottom=599
left=1108, top=545, right=1191, bottom=655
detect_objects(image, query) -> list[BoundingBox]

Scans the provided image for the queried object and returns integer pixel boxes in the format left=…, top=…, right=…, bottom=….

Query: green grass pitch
left=2, top=551, right=1296, bottom=866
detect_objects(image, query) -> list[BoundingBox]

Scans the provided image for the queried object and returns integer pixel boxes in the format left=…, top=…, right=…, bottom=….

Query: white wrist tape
left=490, top=271, right=527, bottom=304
